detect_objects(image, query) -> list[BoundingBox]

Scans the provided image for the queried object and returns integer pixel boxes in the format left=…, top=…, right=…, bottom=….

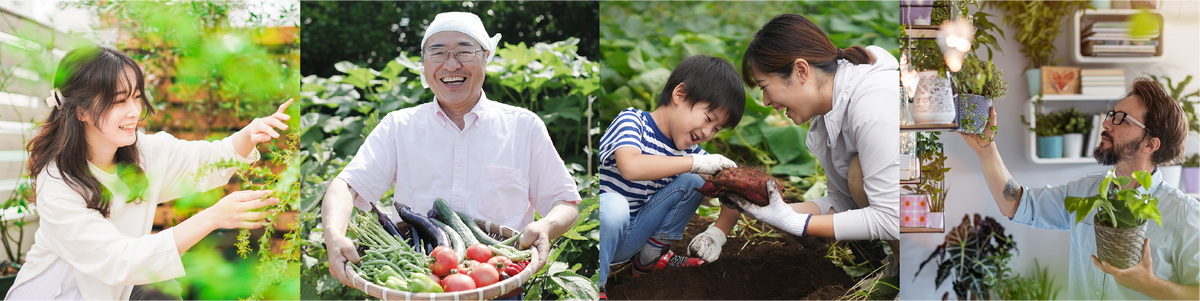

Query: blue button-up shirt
left=1012, top=170, right=1200, bottom=300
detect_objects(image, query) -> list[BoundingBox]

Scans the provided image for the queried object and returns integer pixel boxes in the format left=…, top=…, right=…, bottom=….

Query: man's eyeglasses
left=423, top=46, right=483, bottom=63
left=1105, top=110, right=1154, bottom=136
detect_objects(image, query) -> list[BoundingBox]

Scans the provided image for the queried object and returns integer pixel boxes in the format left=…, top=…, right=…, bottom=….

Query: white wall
left=900, top=2, right=1200, bottom=300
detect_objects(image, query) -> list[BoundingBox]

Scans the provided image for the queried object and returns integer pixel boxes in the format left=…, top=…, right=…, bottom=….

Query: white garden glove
left=687, top=225, right=726, bottom=262
left=690, top=154, right=737, bottom=175
left=737, top=180, right=812, bottom=237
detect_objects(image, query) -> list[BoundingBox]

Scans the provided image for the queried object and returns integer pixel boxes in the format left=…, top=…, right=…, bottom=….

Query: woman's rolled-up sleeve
left=33, top=177, right=184, bottom=286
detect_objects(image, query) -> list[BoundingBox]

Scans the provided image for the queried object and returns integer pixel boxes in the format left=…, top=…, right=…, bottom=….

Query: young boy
left=597, top=55, right=745, bottom=298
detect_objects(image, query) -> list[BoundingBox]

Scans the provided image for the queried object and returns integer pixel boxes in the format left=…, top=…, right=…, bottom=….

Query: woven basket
left=344, top=219, right=543, bottom=300
left=1093, top=215, right=1148, bottom=269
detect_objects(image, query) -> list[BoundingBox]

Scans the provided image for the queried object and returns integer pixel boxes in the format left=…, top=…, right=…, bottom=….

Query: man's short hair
left=1129, top=77, right=1188, bottom=166
left=657, top=55, right=746, bottom=129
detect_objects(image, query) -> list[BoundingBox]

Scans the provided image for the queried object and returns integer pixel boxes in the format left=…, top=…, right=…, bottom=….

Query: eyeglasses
left=1105, top=110, right=1154, bottom=136
left=423, top=46, right=483, bottom=63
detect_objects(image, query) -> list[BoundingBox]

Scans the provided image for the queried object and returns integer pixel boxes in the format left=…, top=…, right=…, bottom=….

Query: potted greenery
left=989, top=0, right=1091, bottom=97
left=0, top=179, right=34, bottom=292
left=1183, top=154, right=1199, bottom=193
left=903, top=1, right=956, bottom=125
left=904, top=132, right=950, bottom=228
left=954, top=56, right=1008, bottom=136
left=1061, top=108, right=1091, bottom=159
left=1021, top=99, right=1066, bottom=159
left=916, top=214, right=1016, bottom=300
left=1065, top=170, right=1162, bottom=269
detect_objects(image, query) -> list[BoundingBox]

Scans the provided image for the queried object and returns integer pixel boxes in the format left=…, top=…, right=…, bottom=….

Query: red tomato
left=487, top=256, right=512, bottom=268
left=466, top=244, right=493, bottom=262
left=429, top=274, right=441, bottom=284
left=458, top=260, right=479, bottom=274
left=441, top=273, right=476, bottom=292
left=471, top=263, right=500, bottom=287
left=429, top=246, right=459, bottom=276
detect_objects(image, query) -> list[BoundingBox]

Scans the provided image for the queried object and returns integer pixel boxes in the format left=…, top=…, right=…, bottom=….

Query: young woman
left=687, top=13, right=900, bottom=263
left=5, top=46, right=291, bottom=300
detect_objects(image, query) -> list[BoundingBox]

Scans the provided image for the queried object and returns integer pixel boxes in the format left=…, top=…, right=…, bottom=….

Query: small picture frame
left=1042, top=66, right=1081, bottom=95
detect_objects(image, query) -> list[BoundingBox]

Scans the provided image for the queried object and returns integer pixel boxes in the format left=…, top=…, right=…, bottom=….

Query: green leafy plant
left=1060, top=108, right=1091, bottom=134
left=1184, top=154, right=1200, bottom=168
left=1065, top=170, right=1162, bottom=229
left=1021, top=98, right=1066, bottom=137
left=954, top=56, right=1008, bottom=100
left=916, top=214, right=1016, bottom=300
left=905, top=132, right=949, bottom=213
left=987, top=257, right=1061, bottom=300
left=988, top=0, right=1091, bottom=70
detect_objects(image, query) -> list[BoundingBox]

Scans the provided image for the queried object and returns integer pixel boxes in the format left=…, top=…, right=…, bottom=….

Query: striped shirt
left=599, top=108, right=707, bottom=217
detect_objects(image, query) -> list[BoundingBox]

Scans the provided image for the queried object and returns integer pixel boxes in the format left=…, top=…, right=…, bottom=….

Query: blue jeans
left=597, top=173, right=705, bottom=287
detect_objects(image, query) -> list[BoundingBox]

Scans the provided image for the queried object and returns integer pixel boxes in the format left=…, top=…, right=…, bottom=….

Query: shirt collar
left=432, top=90, right=490, bottom=129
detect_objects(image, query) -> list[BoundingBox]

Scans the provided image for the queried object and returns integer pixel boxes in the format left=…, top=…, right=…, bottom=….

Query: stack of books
left=1081, top=21, right=1160, bottom=57
left=1081, top=69, right=1125, bottom=96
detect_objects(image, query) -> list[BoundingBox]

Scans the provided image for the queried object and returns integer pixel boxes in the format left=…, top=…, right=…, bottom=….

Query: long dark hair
left=26, top=46, right=155, bottom=217
left=741, top=14, right=874, bottom=88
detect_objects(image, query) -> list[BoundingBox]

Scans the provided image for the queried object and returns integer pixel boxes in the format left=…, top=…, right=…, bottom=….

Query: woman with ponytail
left=687, top=14, right=900, bottom=263
left=6, top=46, right=291, bottom=300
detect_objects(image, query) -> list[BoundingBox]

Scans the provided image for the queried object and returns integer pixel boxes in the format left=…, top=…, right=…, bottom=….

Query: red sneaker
left=599, top=292, right=608, bottom=300
left=631, top=250, right=705, bottom=277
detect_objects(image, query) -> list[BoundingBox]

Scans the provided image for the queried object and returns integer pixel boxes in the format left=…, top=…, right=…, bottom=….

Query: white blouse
left=6, top=131, right=258, bottom=300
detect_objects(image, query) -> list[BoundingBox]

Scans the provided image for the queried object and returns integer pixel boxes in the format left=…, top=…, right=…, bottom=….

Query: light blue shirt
left=1013, top=169, right=1200, bottom=300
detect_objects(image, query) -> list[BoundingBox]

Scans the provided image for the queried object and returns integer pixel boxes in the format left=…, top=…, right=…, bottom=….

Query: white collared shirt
left=7, top=131, right=258, bottom=300
left=336, top=93, right=581, bottom=230
left=806, top=45, right=901, bottom=241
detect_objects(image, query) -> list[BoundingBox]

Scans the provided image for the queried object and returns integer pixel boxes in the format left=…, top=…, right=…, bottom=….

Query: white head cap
left=419, top=12, right=502, bottom=89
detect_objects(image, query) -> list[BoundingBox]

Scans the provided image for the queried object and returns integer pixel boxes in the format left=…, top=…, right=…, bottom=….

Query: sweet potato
left=692, top=167, right=780, bottom=207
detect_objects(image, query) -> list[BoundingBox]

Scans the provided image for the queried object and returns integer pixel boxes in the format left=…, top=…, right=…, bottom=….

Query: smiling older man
left=321, top=12, right=582, bottom=289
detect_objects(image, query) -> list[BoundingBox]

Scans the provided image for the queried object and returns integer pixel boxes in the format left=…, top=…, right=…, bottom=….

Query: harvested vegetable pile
left=346, top=198, right=534, bottom=294
left=605, top=215, right=856, bottom=300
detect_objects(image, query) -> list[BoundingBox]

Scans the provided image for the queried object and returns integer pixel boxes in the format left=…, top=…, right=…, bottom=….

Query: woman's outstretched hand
left=198, top=190, right=279, bottom=229
left=246, top=99, right=293, bottom=143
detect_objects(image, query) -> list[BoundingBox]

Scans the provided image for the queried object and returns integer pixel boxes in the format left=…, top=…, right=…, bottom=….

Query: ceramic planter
left=1063, top=133, right=1085, bottom=158
left=912, top=71, right=956, bottom=125
left=901, top=194, right=929, bottom=227
left=1038, top=135, right=1064, bottom=159
left=1183, top=167, right=1199, bottom=193
left=927, top=212, right=945, bottom=229
left=954, top=94, right=993, bottom=134
left=1094, top=216, right=1148, bottom=269
left=1027, top=68, right=1042, bottom=97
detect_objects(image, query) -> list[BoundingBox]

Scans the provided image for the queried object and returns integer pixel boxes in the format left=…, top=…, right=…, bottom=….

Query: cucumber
left=395, top=201, right=450, bottom=253
left=431, top=219, right=466, bottom=262
left=433, top=198, right=481, bottom=247
left=455, top=210, right=505, bottom=246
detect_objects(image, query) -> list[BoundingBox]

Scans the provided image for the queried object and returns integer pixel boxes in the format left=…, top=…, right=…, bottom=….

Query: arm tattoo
left=1002, top=178, right=1020, bottom=202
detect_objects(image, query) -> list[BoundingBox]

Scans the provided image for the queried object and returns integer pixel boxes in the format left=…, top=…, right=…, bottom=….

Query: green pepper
left=378, top=265, right=404, bottom=281
left=383, top=276, right=409, bottom=291
left=408, top=274, right=444, bottom=293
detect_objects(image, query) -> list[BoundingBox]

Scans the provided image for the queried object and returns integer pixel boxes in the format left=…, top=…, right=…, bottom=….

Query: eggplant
left=395, top=201, right=451, bottom=253
left=369, top=202, right=402, bottom=238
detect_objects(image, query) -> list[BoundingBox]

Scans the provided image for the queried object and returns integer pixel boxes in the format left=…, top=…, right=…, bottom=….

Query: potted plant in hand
left=989, top=0, right=1091, bottom=97
left=1021, top=100, right=1066, bottom=159
left=1065, top=170, right=1162, bottom=269
left=1183, top=154, right=1199, bottom=193
left=954, top=56, right=1008, bottom=137
left=1060, top=108, right=1091, bottom=159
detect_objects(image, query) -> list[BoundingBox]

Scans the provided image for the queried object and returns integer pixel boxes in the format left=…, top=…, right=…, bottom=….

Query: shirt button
left=456, top=167, right=462, bottom=172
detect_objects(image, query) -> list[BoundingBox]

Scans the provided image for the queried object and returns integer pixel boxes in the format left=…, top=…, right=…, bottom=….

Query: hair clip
left=46, top=88, right=62, bottom=108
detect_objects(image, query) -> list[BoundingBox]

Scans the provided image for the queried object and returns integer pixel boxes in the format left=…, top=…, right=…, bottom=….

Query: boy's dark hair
left=657, top=55, right=745, bottom=128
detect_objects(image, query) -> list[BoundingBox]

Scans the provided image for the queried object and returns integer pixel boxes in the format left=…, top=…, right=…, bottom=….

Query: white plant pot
left=1160, top=165, right=1182, bottom=188
left=1063, top=133, right=1085, bottom=158
left=911, top=71, right=956, bottom=125
left=927, top=212, right=944, bottom=229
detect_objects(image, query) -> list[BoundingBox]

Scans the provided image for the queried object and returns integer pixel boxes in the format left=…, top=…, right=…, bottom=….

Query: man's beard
left=1093, top=131, right=1145, bottom=165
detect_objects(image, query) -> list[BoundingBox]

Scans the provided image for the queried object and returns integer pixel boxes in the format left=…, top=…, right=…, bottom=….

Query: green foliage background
left=300, top=1, right=598, bottom=78
left=599, top=1, right=899, bottom=182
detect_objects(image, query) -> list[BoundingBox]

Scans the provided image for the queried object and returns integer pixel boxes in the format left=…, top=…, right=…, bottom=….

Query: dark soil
left=606, top=216, right=856, bottom=300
